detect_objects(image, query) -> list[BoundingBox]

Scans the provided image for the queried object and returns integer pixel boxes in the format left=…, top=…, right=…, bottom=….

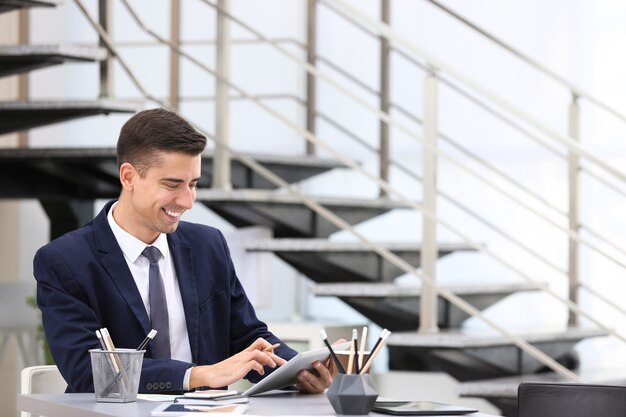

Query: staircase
left=3, top=2, right=625, bottom=417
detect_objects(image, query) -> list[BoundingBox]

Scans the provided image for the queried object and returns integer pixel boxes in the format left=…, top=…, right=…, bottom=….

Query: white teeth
left=164, top=209, right=182, bottom=218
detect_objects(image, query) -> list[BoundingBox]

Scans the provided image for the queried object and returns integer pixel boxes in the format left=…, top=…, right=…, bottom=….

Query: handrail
left=425, top=0, right=626, bottom=126
left=198, top=0, right=626, bottom=273
left=80, top=0, right=626, bottom=369
left=321, top=0, right=626, bottom=187
left=110, top=0, right=626, bottom=344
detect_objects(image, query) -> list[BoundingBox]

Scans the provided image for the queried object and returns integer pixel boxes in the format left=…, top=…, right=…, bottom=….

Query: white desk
left=17, top=393, right=501, bottom=417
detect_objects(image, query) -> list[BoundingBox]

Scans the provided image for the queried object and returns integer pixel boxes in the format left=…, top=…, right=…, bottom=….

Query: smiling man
left=33, top=108, right=336, bottom=394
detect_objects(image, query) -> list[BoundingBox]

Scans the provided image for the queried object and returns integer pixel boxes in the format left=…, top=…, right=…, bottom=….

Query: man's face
left=121, top=151, right=201, bottom=243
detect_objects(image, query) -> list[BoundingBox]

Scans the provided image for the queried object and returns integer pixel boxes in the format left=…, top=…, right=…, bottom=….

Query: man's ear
left=119, top=162, right=137, bottom=191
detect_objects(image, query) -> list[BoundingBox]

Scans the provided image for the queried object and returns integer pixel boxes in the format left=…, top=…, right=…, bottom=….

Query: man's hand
left=295, top=338, right=346, bottom=394
left=189, top=338, right=287, bottom=389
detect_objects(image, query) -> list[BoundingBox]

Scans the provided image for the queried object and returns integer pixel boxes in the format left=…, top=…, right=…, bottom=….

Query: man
left=34, top=108, right=335, bottom=394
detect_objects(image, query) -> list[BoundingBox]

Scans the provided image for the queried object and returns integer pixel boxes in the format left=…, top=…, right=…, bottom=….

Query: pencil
left=353, top=329, right=360, bottom=375
left=359, top=328, right=391, bottom=374
left=137, top=329, right=157, bottom=351
left=347, top=329, right=356, bottom=374
left=320, top=329, right=346, bottom=374
left=358, top=326, right=368, bottom=370
left=262, top=343, right=280, bottom=352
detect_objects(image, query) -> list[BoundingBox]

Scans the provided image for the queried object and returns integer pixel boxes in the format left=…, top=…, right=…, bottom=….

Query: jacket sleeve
left=34, top=245, right=191, bottom=393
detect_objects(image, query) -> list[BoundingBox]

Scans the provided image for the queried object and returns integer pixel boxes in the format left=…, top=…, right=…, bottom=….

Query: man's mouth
left=163, top=208, right=183, bottom=219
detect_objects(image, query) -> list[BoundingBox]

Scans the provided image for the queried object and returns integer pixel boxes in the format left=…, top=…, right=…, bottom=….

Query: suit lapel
left=94, top=201, right=151, bottom=334
left=168, top=232, right=199, bottom=362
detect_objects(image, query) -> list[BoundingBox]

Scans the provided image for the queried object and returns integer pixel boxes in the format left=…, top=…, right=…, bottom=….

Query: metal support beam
left=169, top=0, right=181, bottom=111
left=568, top=94, right=580, bottom=327
left=98, top=0, right=113, bottom=98
left=40, top=200, right=95, bottom=241
left=419, top=69, right=439, bottom=334
left=378, top=0, right=390, bottom=198
left=214, top=0, right=232, bottom=190
left=18, top=8, right=29, bottom=147
left=305, top=0, right=317, bottom=155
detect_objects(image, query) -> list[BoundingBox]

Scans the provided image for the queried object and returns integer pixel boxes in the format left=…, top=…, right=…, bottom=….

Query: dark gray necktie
left=142, top=246, right=171, bottom=359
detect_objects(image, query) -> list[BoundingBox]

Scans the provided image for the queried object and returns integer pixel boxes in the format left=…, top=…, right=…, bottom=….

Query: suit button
left=166, top=382, right=172, bottom=389
left=146, top=382, right=152, bottom=390
left=159, top=382, right=166, bottom=390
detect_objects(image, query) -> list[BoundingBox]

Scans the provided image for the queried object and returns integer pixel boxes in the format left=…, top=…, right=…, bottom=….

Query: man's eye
left=165, top=183, right=178, bottom=189
left=190, top=183, right=198, bottom=189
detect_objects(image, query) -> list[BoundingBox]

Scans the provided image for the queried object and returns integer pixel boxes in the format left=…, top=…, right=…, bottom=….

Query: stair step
left=196, top=189, right=408, bottom=238
left=458, top=368, right=626, bottom=400
left=0, top=44, right=107, bottom=78
left=312, top=282, right=538, bottom=331
left=0, top=100, right=139, bottom=135
left=244, top=238, right=472, bottom=283
left=312, top=282, right=536, bottom=297
left=387, top=327, right=606, bottom=348
left=0, top=0, right=57, bottom=14
left=0, top=148, right=342, bottom=199
left=386, top=327, right=607, bottom=381
left=244, top=239, right=471, bottom=283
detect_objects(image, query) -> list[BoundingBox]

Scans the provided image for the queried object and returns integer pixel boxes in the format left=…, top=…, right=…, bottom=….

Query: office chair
left=20, top=365, right=67, bottom=417
left=517, top=382, right=626, bottom=417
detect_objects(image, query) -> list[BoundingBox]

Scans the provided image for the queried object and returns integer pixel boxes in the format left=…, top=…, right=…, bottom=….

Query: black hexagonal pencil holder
left=327, top=373, right=379, bottom=415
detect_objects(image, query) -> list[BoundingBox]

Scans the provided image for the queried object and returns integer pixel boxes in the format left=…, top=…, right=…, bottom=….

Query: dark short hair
left=117, top=108, right=207, bottom=176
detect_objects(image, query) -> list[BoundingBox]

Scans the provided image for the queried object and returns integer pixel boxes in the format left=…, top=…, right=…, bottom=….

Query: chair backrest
left=20, top=365, right=67, bottom=417
left=517, top=382, right=626, bottom=417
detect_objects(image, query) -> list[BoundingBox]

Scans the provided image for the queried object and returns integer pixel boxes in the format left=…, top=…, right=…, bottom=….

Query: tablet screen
left=372, top=401, right=478, bottom=415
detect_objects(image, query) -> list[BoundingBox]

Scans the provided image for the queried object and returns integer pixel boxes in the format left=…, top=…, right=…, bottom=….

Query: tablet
left=151, top=402, right=249, bottom=416
left=242, top=341, right=351, bottom=396
left=372, top=401, right=478, bottom=415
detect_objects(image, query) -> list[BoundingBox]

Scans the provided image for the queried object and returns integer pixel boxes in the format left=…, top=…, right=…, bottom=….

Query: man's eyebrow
left=160, top=177, right=201, bottom=183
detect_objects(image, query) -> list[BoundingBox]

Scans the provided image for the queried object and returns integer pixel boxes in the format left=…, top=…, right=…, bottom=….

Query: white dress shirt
left=107, top=203, right=194, bottom=388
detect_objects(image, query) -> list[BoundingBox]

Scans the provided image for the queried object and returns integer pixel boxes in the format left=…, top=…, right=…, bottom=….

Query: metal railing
left=72, top=0, right=626, bottom=381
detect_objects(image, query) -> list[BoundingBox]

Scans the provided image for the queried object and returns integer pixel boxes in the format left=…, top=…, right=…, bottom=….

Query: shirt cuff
left=183, top=366, right=194, bottom=391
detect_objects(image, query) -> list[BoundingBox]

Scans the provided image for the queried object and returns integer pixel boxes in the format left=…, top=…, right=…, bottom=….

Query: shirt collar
left=107, top=201, right=170, bottom=263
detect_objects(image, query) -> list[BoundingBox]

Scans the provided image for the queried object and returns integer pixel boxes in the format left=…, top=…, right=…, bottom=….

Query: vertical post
left=568, top=94, right=580, bottom=327
left=379, top=0, right=390, bottom=198
left=98, top=0, right=113, bottom=98
left=169, top=0, right=181, bottom=111
left=305, top=0, right=317, bottom=155
left=419, top=68, right=439, bottom=334
left=214, top=0, right=232, bottom=190
left=18, top=9, right=29, bottom=147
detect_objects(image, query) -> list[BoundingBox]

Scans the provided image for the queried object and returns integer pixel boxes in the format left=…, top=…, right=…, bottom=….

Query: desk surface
left=18, top=393, right=500, bottom=417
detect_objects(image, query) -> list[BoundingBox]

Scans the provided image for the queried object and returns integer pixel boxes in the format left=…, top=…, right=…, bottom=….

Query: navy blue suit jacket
left=34, top=200, right=297, bottom=393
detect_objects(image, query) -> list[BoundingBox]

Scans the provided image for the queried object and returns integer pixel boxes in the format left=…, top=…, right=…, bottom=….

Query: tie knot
left=142, top=246, right=161, bottom=264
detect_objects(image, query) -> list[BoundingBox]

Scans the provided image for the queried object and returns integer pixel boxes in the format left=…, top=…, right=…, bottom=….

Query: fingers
left=296, top=361, right=333, bottom=394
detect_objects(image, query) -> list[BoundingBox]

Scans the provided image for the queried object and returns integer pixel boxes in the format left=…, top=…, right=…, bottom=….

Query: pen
left=359, top=328, right=391, bottom=374
left=137, top=329, right=158, bottom=351
left=320, top=329, right=346, bottom=374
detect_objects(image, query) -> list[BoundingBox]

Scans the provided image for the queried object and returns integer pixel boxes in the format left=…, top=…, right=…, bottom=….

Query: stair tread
left=196, top=188, right=410, bottom=209
left=312, top=282, right=539, bottom=297
left=244, top=238, right=473, bottom=252
left=0, top=0, right=58, bottom=12
left=0, top=147, right=342, bottom=169
left=458, top=368, right=626, bottom=399
left=0, top=44, right=107, bottom=61
left=387, top=327, right=607, bottom=348
left=0, top=99, right=139, bottom=112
